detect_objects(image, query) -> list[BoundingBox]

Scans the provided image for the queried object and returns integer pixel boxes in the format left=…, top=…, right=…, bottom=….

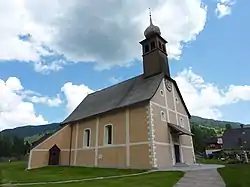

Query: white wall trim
left=181, top=145, right=193, bottom=149
left=147, top=102, right=157, bottom=168
left=150, top=101, right=188, bottom=119
left=155, top=142, right=171, bottom=146
left=172, top=86, right=179, bottom=126
left=27, top=150, right=33, bottom=169
left=187, top=120, right=196, bottom=163
left=74, top=123, right=79, bottom=165
left=94, top=117, right=99, bottom=166
left=83, top=128, right=91, bottom=148
left=31, top=149, right=71, bottom=152
left=31, top=141, right=151, bottom=152
left=125, top=108, right=130, bottom=167
left=103, top=123, right=113, bottom=146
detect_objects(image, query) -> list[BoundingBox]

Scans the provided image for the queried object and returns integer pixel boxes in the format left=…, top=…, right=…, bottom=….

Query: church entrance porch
left=168, top=122, right=193, bottom=165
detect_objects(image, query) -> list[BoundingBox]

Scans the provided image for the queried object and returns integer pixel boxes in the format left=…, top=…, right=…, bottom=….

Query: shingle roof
left=62, top=73, right=164, bottom=124
left=223, top=127, right=250, bottom=150
left=61, top=72, right=191, bottom=125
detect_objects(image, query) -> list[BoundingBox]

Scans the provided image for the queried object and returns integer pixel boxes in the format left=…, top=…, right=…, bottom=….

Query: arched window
left=162, top=44, right=166, bottom=52
left=150, top=41, right=156, bottom=50
left=84, top=128, right=91, bottom=147
left=104, top=124, right=113, bottom=145
left=145, top=45, right=149, bottom=53
left=158, top=41, right=162, bottom=49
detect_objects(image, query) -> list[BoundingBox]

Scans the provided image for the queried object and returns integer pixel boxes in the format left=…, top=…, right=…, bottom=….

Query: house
left=28, top=14, right=195, bottom=170
left=223, top=125, right=250, bottom=150
left=205, top=137, right=223, bottom=157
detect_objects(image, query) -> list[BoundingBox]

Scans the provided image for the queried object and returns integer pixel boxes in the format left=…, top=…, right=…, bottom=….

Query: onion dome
left=144, top=13, right=161, bottom=38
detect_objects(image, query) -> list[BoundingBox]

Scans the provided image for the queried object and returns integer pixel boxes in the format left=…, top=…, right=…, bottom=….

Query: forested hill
left=190, top=116, right=244, bottom=129
left=0, top=123, right=60, bottom=142
left=0, top=116, right=247, bottom=142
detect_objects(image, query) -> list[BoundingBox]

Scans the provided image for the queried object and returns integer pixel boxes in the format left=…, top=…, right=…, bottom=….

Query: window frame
left=104, top=124, right=113, bottom=145
left=83, top=128, right=91, bottom=147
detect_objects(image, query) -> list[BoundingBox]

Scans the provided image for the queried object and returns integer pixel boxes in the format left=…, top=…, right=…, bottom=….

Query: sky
left=0, top=0, right=250, bottom=131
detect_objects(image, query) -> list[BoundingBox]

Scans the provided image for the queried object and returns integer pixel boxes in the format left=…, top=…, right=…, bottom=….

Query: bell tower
left=140, top=11, right=170, bottom=78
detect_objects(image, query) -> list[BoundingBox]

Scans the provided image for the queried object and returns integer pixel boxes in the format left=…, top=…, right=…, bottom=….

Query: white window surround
left=83, top=128, right=91, bottom=147
left=104, top=124, right=113, bottom=145
left=160, top=111, right=166, bottom=122
left=160, top=89, right=164, bottom=96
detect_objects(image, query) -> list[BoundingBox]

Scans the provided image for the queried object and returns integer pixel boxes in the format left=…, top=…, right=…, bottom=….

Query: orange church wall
left=98, top=110, right=126, bottom=146
left=34, top=125, right=72, bottom=150
left=29, top=151, right=49, bottom=169
left=129, top=144, right=151, bottom=169
left=75, top=149, right=95, bottom=166
left=97, top=146, right=127, bottom=168
left=28, top=125, right=73, bottom=169
left=129, top=103, right=149, bottom=143
left=77, top=118, right=96, bottom=148
left=29, top=102, right=152, bottom=170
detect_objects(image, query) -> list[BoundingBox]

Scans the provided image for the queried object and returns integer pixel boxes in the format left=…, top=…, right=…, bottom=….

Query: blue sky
left=0, top=0, right=249, bottom=130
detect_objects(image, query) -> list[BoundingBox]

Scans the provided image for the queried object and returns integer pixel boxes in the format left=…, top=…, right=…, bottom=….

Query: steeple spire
left=149, top=8, right=153, bottom=25
left=144, top=9, right=161, bottom=38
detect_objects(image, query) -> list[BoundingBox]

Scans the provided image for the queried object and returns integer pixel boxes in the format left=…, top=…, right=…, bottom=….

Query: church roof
left=62, top=73, right=163, bottom=124
left=61, top=72, right=191, bottom=125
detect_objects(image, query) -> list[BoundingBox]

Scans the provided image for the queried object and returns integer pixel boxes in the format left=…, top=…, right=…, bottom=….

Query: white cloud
left=28, top=94, right=62, bottom=107
left=174, top=68, right=250, bottom=119
left=0, top=77, right=48, bottom=130
left=0, top=0, right=207, bottom=71
left=108, top=76, right=123, bottom=84
left=61, top=82, right=94, bottom=114
left=215, top=0, right=236, bottom=18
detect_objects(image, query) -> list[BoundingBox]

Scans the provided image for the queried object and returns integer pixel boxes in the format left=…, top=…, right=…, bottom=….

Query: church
left=28, top=14, right=195, bottom=170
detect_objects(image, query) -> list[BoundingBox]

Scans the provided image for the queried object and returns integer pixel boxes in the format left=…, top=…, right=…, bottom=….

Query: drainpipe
left=68, top=124, right=73, bottom=166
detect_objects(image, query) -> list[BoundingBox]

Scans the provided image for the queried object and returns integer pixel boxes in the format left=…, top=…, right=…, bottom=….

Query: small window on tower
left=145, top=45, right=149, bottom=53
left=150, top=41, right=156, bottom=50
left=158, top=41, right=162, bottom=49
left=160, top=111, right=166, bottom=122
left=162, top=44, right=166, bottom=52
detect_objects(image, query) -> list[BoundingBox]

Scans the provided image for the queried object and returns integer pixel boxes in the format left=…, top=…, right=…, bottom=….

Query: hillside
left=0, top=116, right=247, bottom=144
left=190, top=116, right=243, bottom=129
left=0, top=123, right=60, bottom=143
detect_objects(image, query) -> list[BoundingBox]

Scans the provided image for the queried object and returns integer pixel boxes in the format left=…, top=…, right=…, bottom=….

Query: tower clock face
left=165, top=80, right=172, bottom=92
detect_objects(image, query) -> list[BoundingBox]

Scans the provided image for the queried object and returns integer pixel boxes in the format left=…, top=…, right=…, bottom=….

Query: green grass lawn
left=218, top=164, right=250, bottom=187
left=197, top=158, right=226, bottom=165
left=0, top=162, right=183, bottom=187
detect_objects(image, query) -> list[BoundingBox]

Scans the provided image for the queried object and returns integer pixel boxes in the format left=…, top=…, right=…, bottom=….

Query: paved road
left=174, top=169, right=225, bottom=187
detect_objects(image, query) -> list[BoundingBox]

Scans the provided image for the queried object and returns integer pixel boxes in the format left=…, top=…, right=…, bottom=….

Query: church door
left=48, top=145, right=61, bottom=165
left=174, top=144, right=181, bottom=163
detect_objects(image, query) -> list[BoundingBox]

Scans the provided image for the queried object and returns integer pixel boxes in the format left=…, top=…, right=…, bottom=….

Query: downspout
left=68, top=124, right=73, bottom=166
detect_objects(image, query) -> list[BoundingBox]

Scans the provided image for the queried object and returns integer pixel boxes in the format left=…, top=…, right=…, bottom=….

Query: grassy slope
left=218, top=164, right=250, bottom=187
left=0, top=162, right=183, bottom=187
